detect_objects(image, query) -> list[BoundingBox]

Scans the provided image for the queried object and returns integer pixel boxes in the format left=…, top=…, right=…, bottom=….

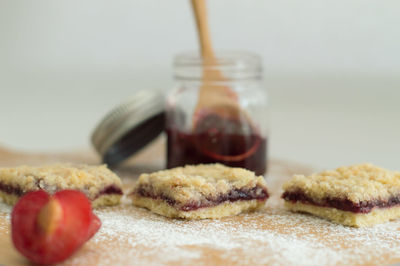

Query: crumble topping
left=282, top=163, right=400, bottom=204
left=132, top=164, right=268, bottom=207
left=0, top=164, right=123, bottom=200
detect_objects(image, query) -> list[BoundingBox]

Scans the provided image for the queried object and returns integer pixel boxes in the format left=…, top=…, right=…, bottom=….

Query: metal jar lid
left=91, top=90, right=165, bottom=167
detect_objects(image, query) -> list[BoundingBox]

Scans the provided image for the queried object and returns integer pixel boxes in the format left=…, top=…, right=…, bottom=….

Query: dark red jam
left=282, top=191, right=400, bottom=214
left=95, top=185, right=123, bottom=199
left=0, top=182, right=123, bottom=199
left=167, top=114, right=267, bottom=175
left=0, top=182, right=24, bottom=196
left=134, top=185, right=269, bottom=211
left=179, top=186, right=269, bottom=211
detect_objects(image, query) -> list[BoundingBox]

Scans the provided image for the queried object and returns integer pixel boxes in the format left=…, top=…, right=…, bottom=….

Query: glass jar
left=166, top=52, right=268, bottom=175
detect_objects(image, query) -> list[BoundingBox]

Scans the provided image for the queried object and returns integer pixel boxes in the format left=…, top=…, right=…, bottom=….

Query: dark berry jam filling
left=134, top=185, right=269, bottom=211
left=97, top=185, right=123, bottom=197
left=0, top=182, right=24, bottom=196
left=0, top=182, right=122, bottom=199
left=282, top=190, right=400, bottom=214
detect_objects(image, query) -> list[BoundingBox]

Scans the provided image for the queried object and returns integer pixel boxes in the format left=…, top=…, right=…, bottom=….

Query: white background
left=0, top=0, right=399, bottom=170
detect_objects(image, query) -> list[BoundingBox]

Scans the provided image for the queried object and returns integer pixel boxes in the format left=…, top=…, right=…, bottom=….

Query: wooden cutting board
left=0, top=138, right=399, bottom=266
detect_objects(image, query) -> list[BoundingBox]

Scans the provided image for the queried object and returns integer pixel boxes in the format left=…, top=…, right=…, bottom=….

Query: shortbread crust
left=130, top=164, right=269, bottom=219
left=282, top=164, right=400, bottom=227
left=0, top=164, right=123, bottom=207
left=284, top=201, right=400, bottom=227
left=132, top=196, right=265, bottom=219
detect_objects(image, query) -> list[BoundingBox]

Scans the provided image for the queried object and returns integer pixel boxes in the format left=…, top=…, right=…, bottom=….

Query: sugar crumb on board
left=0, top=191, right=400, bottom=265
left=59, top=202, right=400, bottom=266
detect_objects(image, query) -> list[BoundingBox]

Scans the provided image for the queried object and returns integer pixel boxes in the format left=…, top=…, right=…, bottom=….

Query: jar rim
left=173, top=51, right=262, bottom=80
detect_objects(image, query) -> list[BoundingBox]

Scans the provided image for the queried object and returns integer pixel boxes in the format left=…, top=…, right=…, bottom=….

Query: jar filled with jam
left=166, top=52, right=268, bottom=175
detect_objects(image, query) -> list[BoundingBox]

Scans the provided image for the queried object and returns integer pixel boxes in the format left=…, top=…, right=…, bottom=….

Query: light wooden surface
left=0, top=139, right=399, bottom=266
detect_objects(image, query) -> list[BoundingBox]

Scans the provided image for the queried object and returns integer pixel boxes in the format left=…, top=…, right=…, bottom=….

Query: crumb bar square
left=282, top=164, right=400, bottom=227
left=0, top=164, right=123, bottom=208
left=130, top=164, right=269, bottom=219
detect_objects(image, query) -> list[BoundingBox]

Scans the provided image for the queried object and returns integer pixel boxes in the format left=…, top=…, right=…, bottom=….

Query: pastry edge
left=0, top=190, right=121, bottom=208
left=131, top=195, right=266, bottom=219
left=284, top=201, right=400, bottom=227
left=92, top=194, right=122, bottom=208
left=0, top=191, right=19, bottom=205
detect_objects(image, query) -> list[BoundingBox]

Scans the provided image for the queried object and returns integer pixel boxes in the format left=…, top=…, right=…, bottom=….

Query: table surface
left=0, top=139, right=399, bottom=266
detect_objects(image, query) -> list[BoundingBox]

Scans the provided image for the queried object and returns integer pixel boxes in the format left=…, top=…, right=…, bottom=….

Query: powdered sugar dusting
left=66, top=198, right=400, bottom=265
left=0, top=202, right=11, bottom=233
